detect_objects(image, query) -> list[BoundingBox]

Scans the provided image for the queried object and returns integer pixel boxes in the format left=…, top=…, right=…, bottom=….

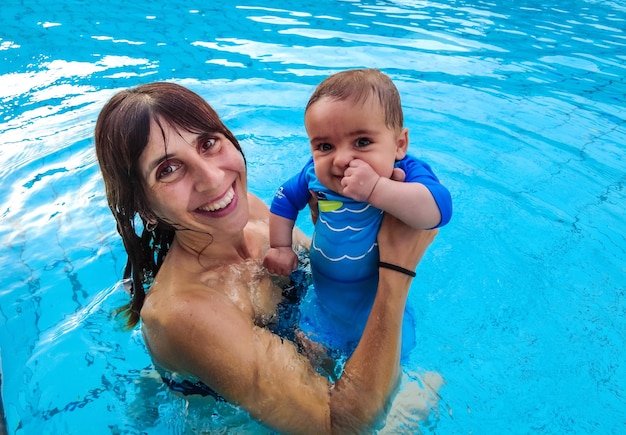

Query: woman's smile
left=195, top=184, right=238, bottom=216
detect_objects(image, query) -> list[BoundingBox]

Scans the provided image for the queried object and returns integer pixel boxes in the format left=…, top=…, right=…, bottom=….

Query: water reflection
left=1, top=0, right=625, bottom=433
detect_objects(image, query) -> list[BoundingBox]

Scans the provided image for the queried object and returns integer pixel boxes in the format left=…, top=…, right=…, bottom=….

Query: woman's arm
left=330, top=217, right=438, bottom=431
left=142, top=215, right=437, bottom=434
left=142, top=288, right=333, bottom=433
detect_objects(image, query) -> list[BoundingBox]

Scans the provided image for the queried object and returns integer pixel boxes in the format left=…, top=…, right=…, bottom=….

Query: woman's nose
left=192, top=160, right=223, bottom=192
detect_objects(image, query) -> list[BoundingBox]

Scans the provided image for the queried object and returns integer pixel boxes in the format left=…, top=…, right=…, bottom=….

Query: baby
left=264, top=69, right=452, bottom=353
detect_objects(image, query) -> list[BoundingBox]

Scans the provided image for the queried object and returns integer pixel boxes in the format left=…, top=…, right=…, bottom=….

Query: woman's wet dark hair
left=94, top=82, right=245, bottom=328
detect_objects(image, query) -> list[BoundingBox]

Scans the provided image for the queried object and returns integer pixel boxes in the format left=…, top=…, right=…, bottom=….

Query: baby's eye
left=355, top=137, right=372, bottom=148
left=317, top=142, right=333, bottom=152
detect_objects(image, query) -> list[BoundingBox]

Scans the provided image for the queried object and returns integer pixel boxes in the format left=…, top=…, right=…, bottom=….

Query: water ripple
left=1, top=0, right=625, bottom=433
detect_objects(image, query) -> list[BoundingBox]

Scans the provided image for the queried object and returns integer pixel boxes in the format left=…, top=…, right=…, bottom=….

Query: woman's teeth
left=199, top=187, right=234, bottom=211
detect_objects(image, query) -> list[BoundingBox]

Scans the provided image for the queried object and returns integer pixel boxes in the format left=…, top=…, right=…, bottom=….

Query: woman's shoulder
left=142, top=277, right=243, bottom=328
left=248, top=192, right=270, bottom=218
left=141, top=281, right=254, bottom=373
left=141, top=282, right=210, bottom=338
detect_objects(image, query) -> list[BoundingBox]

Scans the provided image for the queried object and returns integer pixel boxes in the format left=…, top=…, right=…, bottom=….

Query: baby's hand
left=263, top=247, right=299, bottom=276
left=341, top=159, right=380, bottom=202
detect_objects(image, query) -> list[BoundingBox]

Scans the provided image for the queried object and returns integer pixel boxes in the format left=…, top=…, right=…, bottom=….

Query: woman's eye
left=200, top=137, right=217, bottom=152
left=355, top=137, right=371, bottom=148
left=156, top=161, right=180, bottom=179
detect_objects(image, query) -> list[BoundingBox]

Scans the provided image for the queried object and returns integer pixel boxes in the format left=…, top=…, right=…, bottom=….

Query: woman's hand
left=377, top=213, right=438, bottom=277
left=377, top=165, right=438, bottom=276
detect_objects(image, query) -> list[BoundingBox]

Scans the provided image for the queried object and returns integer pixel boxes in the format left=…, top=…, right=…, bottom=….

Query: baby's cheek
left=372, top=160, right=395, bottom=179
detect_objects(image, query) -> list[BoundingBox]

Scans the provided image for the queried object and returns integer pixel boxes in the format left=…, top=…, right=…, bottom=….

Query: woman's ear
left=395, top=128, right=409, bottom=160
left=141, top=213, right=158, bottom=232
left=145, top=220, right=158, bottom=232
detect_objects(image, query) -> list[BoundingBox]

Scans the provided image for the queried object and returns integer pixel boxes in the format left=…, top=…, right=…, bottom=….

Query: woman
left=94, top=82, right=437, bottom=434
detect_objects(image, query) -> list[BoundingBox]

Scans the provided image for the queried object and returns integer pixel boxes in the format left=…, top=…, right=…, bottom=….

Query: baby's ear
left=395, top=128, right=409, bottom=160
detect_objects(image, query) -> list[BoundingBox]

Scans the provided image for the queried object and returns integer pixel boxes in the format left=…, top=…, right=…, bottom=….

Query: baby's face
left=305, top=95, right=407, bottom=195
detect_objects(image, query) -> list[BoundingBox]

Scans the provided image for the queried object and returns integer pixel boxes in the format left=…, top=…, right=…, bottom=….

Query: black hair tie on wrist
left=378, top=261, right=416, bottom=278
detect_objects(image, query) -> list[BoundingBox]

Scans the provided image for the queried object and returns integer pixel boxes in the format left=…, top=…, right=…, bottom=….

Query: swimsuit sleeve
left=397, top=155, right=453, bottom=228
left=269, top=158, right=315, bottom=221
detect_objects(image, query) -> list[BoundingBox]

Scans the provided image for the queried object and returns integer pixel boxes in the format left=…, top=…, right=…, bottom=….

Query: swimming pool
left=1, top=0, right=625, bottom=433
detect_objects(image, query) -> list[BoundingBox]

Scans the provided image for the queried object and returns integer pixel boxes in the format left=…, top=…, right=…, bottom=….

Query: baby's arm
left=368, top=177, right=442, bottom=229
left=265, top=159, right=317, bottom=274
left=342, top=159, right=445, bottom=230
left=263, top=214, right=299, bottom=275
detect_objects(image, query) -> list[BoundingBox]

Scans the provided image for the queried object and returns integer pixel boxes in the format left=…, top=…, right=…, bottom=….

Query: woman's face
left=138, top=117, right=248, bottom=238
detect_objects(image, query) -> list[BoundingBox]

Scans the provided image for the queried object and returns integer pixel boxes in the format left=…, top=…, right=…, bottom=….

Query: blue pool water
left=1, top=0, right=625, bottom=433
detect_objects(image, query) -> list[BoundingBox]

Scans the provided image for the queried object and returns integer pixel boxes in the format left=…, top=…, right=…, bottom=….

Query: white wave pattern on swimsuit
left=317, top=214, right=369, bottom=232
left=311, top=237, right=378, bottom=262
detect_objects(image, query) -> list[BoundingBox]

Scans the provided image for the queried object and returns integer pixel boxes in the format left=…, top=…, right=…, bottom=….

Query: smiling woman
left=140, top=126, right=246, bottom=226
left=93, top=81, right=439, bottom=434
left=94, top=83, right=247, bottom=327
